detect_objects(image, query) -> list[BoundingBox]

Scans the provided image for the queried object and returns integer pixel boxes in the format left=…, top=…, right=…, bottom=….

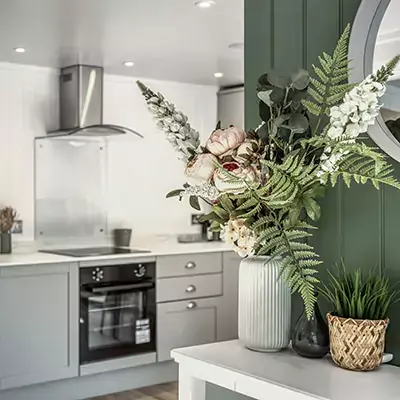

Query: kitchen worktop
left=0, top=235, right=232, bottom=267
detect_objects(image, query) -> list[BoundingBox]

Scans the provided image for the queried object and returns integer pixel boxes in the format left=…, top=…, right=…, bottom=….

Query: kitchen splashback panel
left=34, top=136, right=108, bottom=245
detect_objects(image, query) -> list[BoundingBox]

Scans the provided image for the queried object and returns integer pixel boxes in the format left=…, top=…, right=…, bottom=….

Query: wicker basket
left=327, top=313, right=389, bottom=371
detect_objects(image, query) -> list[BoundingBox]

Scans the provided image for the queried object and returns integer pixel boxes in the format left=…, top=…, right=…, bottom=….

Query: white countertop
left=172, top=340, right=400, bottom=400
left=0, top=235, right=232, bottom=267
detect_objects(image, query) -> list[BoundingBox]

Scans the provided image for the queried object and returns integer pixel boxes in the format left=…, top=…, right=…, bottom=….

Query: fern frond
left=323, top=146, right=400, bottom=190
left=303, top=24, right=351, bottom=135
left=256, top=219, right=320, bottom=318
left=375, top=54, right=400, bottom=83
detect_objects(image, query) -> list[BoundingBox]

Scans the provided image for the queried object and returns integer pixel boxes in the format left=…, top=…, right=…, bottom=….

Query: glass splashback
left=35, top=136, right=107, bottom=246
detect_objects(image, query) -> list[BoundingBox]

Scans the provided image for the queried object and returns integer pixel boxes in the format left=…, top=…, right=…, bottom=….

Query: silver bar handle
left=187, top=301, right=197, bottom=309
left=185, top=261, right=196, bottom=269
left=91, top=282, right=154, bottom=293
left=186, top=285, right=196, bottom=293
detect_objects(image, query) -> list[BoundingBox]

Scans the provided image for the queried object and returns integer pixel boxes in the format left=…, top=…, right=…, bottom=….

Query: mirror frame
left=349, top=0, right=400, bottom=162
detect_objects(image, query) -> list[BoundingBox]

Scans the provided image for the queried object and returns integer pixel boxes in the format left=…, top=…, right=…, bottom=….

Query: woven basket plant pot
left=327, top=313, right=389, bottom=371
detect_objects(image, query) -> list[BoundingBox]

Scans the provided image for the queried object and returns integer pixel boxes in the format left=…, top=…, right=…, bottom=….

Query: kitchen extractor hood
left=46, top=65, right=143, bottom=138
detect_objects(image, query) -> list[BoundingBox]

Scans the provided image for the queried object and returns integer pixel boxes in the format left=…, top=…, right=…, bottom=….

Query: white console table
left=172, top=340, right=400, bottom=400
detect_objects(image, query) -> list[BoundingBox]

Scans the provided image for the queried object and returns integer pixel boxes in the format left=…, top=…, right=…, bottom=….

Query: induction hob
left=40, top=247, right=150, bottom=258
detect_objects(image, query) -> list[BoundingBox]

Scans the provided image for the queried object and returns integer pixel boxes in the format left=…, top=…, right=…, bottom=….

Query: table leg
left=179, top=368, right=206, bottom=400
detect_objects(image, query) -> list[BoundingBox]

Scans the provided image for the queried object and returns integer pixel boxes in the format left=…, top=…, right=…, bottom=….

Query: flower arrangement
left=138, top=26, right=400, bottom=318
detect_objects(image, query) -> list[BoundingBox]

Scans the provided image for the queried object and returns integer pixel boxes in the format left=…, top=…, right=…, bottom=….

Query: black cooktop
left=40, top=247, right=150, bottom=258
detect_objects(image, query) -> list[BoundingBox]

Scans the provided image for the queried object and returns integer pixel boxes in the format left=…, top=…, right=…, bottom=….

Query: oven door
left=80, top=281, right=156, bottom=364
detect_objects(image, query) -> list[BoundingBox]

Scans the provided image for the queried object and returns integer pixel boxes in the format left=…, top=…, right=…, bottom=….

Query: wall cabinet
left=0, top=263, right=79, bottom=389
left=156, top=251, right=240, bottom=362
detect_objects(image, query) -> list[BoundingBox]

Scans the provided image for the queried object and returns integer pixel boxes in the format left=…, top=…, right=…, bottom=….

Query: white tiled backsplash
left=0, top=62, right=218, bottom=241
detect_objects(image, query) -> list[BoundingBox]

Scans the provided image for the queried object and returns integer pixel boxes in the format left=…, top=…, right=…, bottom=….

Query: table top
left=172, top=340, right=400, bottom=400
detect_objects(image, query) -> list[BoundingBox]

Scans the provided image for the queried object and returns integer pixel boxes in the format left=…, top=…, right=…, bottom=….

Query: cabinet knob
left=187, top=301, right=197, bottom=309
left=185, top=261, right=196, bottom=269
left=186, top=285, right=196, bottom=293
left=79, top=318, right=85, bottom=324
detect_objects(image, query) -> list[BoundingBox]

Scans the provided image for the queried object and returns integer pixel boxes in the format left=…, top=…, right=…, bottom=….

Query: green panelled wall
left=245, top=0, right=400, bottom=366
left=206, top=1, right=398, bottom=398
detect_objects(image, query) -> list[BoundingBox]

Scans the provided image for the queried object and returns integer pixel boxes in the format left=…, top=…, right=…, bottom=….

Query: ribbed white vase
left=238, top=256, right=291, bottom=352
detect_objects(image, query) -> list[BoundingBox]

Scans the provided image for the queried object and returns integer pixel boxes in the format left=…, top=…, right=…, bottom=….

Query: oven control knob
left=92, top=267, right=104, bottom=282
left=134, top=264, right=146, bottom=278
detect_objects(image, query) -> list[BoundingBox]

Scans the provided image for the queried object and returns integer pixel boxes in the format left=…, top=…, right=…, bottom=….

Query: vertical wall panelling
left=243, top=0, right=400, bottom=364
left=305, top=0, right=340, bottom=73
left=273, top=0, right=304, bottom=71
left=244, top=0, right=273, bottom=129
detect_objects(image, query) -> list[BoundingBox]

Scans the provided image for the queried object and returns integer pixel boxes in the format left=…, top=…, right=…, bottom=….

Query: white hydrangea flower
left=222, top=219, right=256, bottom=258
left=327, top=126, right=343, bottom=139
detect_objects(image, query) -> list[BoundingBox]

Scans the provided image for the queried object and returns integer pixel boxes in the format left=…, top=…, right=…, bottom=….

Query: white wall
left=0, top=63, right=218, bottom=241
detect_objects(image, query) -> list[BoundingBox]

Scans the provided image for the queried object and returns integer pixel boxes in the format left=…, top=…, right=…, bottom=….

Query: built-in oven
left=79, top=261, right=156, bottom=364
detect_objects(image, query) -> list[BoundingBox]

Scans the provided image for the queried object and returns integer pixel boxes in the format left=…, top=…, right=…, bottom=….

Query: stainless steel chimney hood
left=46, top=65, right=143, bottom=139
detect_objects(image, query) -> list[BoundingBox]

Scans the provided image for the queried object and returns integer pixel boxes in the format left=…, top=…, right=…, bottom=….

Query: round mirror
left=350, top=0, right=400, bottom=162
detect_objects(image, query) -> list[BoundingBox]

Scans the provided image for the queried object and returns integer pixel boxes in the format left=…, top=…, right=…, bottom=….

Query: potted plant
left=137, top=25, right=400, bottom=352
left=0, top=206, right=17, bottom=254
left=321, top=262, right=399, bottom=371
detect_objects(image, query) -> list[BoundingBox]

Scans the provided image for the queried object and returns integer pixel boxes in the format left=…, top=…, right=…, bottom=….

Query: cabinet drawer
left=157, top=273, right=222, bottom=303
left=156, top=253, right=222, bottom=278
left=157, top=297, right=221, bottom=361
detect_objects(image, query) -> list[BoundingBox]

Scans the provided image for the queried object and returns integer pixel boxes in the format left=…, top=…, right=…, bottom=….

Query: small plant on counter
left=0, top=206, right=17, bottom=233
left=321, top=261, right=399, bottom=371
left=320, top=261, right=399, bottom=320
left=138, top=24, right=400, bottom=319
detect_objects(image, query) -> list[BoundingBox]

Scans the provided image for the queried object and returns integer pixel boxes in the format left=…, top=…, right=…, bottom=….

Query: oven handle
left=89, top=282, right=155, bottom=293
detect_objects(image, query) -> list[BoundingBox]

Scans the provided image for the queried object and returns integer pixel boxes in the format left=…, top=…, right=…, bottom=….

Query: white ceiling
left=0, top=0, right=244, bottom=86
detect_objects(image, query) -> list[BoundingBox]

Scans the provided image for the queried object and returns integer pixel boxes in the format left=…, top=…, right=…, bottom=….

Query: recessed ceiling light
left=195, top=1, right=215, bottom=9
left=14, top=47, right=26, bottom=53
left=214, top=72, right=224, bottom=78
left=124, top=61, right=134, bottom=67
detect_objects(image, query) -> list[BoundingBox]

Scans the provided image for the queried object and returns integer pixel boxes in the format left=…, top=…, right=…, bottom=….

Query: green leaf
left=303, top=197, right=321, bottom=221
left=257, top=90, right=273, bottom=106
left=189, top=196, right=201, bottom=211
left=268, top=70, right=291, bottom=88
left=259, top=101, right=271, bottom=123
left=166, top=189, right=184, bottom=198
left=270, top=87, right=286, bottom=104
left=291, top=69, right=310, bottom=90
left=287, top=113, right=309, bottom=133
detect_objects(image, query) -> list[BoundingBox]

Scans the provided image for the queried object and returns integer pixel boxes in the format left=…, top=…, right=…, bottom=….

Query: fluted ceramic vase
left=238, top=256, right=291, bottom=352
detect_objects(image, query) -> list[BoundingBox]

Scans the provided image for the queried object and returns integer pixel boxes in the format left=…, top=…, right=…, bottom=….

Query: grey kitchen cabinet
left=157, top=297, right=222, bottom=362
left=157, top=273, right=223, bottom=303
left=156, top=251, right=240, bottom=362
left=219, top=252, right=240, bottom=341
left=157, top=252, right=222, bottom=278
left=0, top=263, right=79, bottom=389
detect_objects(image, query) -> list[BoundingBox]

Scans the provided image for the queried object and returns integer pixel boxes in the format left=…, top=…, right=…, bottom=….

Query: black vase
left=292, top=301, right=330, bottom=358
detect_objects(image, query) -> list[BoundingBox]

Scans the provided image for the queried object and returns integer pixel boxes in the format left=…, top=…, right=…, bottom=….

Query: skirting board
left=80, top=353, right=157, bottom=376
left=0, top=361, right=177, bottom=400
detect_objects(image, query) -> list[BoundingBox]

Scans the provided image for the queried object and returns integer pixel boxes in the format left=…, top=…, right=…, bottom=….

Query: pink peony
left=185, top=154, right=217, bottom=183
left=213, top=162, right=255, bottom=193
left=206, top=126, right=246, bottom=156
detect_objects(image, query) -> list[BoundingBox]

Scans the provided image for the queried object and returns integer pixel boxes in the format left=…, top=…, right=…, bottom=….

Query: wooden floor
left=90, top=382, right=178, bottom=400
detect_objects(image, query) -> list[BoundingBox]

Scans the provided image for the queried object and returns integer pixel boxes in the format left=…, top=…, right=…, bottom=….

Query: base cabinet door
left=0, top=263, right=79, bottom=389
left=157, top=297, right=220, bottom=362
left=220, top=252, right=240, bottom=341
